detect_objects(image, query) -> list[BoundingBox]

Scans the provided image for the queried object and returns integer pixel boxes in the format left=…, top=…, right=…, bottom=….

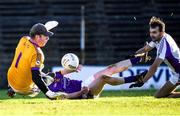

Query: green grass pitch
left=0, top=89, right=180, bottom=116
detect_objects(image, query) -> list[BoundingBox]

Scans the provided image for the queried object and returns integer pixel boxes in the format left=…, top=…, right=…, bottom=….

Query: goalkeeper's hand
left=129, top=82, right=144, bottom=88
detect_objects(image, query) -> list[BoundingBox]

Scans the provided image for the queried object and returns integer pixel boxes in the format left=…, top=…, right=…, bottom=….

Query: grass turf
left=0, top=89, right=180, bottom=116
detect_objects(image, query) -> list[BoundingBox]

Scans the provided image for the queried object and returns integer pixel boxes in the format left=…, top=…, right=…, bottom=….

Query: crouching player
left=128, top=16, right=180, bottom=98
left=44, top=53, right=150, bottom=99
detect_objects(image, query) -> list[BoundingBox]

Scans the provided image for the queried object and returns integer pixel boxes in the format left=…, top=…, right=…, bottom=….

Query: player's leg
left=27, top=84, right=41, bottom=97
left=83, top=59, right=135, bottom=96
left=87, top=76, right=106, bottom=96
left=154, top=73, right=180, bottom=98
left=88, top=71, right=147, bottom=96
left=83, top=53, right=150, bottom=97
left=94, top=59, right=132, bottom=78
left=154, top=81, right=177, bottom=98
left=167, top=90, right=180, bottom=98
left=94, top=53, right=150, bottom=78
left=7, top=83, right=40, bottom=98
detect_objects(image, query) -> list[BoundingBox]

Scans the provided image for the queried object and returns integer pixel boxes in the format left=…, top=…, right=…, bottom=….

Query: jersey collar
left=29, top=39, right=40, bottom=47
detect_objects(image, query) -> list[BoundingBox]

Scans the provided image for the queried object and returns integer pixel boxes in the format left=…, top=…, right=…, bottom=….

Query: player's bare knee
left=101, top=75, right=110, bottom=82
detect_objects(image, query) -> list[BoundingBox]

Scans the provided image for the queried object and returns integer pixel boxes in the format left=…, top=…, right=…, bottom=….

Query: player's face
left=149, top=27, right=162, bottom=42
left=37, top=35, right=49, bottom=47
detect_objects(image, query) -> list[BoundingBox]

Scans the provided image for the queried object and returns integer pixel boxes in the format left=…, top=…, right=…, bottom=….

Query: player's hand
left=81, top=86, right=89, bottom=94
left=129, top=82, right=144, bottom=88
left=125, top=54, right=135, bottom=59
left=75, top=64, right=83, bottom=73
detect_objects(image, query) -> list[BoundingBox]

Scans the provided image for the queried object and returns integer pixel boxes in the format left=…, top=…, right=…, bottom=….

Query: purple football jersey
left=48, top=72, right=82, bottom=93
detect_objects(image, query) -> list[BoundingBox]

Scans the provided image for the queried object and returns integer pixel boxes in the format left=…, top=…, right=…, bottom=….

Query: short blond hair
left=149, top=16, right=165, bottom=32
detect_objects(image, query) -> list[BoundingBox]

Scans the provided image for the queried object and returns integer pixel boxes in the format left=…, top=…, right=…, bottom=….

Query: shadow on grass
left=0, top=89, right=157, bottom=100
left=0, top=90, right=46, bottom=100
left=100, top=89, right=156, bottom=98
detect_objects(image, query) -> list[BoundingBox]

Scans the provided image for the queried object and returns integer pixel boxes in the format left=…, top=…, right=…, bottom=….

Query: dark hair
left=149, top=16, right=165, bottom=32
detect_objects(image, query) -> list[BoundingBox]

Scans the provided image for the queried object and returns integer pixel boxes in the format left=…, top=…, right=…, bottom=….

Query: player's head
left=149, top=16, right=165, bottom=42
left=29, top=23, right=53, bottom=47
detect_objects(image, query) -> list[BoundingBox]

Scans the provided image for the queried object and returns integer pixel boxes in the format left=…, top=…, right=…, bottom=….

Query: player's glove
left=125, top=54, right=135, bottom=59
left=129, top=82, right=144, bottom=88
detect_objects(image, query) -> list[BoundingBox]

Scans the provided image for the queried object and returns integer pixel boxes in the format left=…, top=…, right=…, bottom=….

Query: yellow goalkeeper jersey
left=7, top=36, right=44, bottom=93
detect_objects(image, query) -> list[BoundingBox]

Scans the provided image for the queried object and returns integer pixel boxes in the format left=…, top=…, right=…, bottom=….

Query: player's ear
left=35, top=35, right=40, bottom=39
left=160, top=31, right=164, bottom=35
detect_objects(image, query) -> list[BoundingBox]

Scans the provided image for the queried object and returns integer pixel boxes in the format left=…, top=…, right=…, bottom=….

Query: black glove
left=125, top=54, right=135, bottom=59
left=129, top=82, right=144, bottom=88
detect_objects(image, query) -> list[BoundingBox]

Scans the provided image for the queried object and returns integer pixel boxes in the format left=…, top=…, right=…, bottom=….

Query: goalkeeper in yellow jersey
left=7, top=23, right=69, bottom=99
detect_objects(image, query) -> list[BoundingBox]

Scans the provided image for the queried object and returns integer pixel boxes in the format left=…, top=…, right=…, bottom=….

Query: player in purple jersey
left=129, top=16, right=180, bottom=98
left=43, top=53, right=150, bottom=99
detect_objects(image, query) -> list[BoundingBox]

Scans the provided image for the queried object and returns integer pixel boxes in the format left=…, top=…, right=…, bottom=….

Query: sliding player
left=129, top=16, right=180, bottom=98
left=45, top=53, right=150, bottom=99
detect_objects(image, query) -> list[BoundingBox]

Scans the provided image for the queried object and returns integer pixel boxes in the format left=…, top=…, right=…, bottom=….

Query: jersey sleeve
left=31, top=53, right=43, bottom=70
left=157, top=39, right=167, bottom=60
left=148, top=41, right=156, bottom=48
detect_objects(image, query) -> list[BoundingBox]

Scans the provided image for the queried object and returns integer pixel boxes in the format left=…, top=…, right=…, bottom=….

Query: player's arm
left=32, top=69, right=67, bottom=100
left=142, top=39, right=166, bottom=82
left=59, top=65, right=82, bottom=75
left=142, top=58, right=163, bottom=82
left=129, top=58, right=163, bottom=88
left=31, top=54, right=66, bottom=100
left=31, top=69, right=49, bottom=94
left=65, top=87, right=89, bottom=99
left=129, top=39, right=166, bottom=88
left=135, top=43, right=154, bottom=54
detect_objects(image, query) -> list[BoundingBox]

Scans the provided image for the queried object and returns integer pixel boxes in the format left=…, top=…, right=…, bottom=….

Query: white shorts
left=169, top=71, right=180, bottom=85
left=82, top=75, right=95, bottom=87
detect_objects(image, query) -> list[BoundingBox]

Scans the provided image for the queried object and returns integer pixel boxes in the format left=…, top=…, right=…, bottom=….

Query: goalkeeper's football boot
left=7, top=87, right=16, bottom=98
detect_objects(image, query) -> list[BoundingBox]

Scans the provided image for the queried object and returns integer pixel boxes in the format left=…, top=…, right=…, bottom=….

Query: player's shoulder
left=165, top=33, right=172, bottom=38
left=158, top=33, right=173, bottom=51
left=19, top=36, right=42, bottom=54
left=17, top=36, right=31, bottom=47
left=19, top=36, right=31, bottom=42
left=163, top=33, right=173, bottom=41
left=161, top=33, right=175, bottom=46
